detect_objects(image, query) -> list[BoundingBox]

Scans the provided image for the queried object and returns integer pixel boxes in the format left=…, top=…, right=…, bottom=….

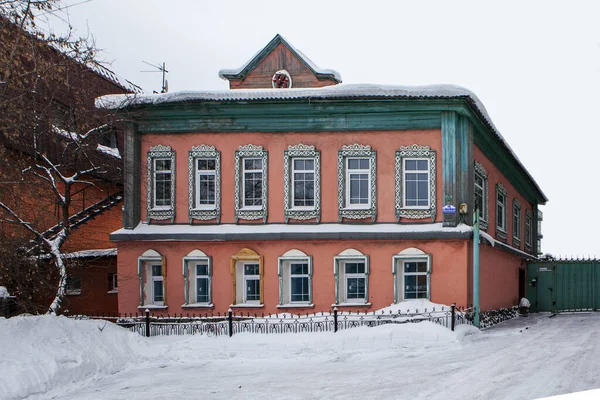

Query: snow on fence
left=66, top=305, right=474, bottom=337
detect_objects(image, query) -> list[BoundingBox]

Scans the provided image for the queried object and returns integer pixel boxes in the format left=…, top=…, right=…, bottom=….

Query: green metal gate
left=526, top=259, right=600, bottom=313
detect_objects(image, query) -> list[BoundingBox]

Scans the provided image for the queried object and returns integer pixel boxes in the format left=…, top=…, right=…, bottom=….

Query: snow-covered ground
left=2, top=312, right=600, bottom=399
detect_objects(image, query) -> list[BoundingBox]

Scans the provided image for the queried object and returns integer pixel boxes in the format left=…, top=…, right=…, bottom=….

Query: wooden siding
left=229, top=43, right=337, bottom=89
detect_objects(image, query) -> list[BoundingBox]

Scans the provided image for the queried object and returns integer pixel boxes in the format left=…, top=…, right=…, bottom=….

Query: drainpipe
left=473, top=210, right=480, bottom=328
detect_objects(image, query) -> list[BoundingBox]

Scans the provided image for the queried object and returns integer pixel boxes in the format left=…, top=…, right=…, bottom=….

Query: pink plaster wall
left=140, top=130, right=443, bottom=224
left=478, top=243, right=523, bottom=311
left=117, top=239, right=469, bottom=315
left=474, top=146, right=534, bottom=253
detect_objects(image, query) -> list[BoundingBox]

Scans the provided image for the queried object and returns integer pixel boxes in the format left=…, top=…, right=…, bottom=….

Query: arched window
left=230, top=248, right=264, bottom=307
left=182, top=250, right=213, bottom=307
left=137, top=249, right=167, bottom=308
left=277, top=249, right=313, bottom=307
left=392, top=248, right=432, bottom=302
left=333, top=249, right=370, bottom=305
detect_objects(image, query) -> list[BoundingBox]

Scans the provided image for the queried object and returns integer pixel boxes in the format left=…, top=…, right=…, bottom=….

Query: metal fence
left=67, top=304, right=473, bottom=337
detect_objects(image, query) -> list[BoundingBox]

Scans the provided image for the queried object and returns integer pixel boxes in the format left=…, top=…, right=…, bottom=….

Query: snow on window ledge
left=332, top=302, right=372, bottom=307
left=181, top=303, right=214, bottom=309
left=137, top=305, right=168, bottom=310
left=106, top=289, right=118, bottom=294
left=65, top=290, right=82, bottom=296
left=276, top=303, right=314, bottom=309
left=230, top=304, right=264, bottom=308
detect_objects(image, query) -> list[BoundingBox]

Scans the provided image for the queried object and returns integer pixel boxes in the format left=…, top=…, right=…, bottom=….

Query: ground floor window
left=393, top=248, right=432, bottom=303
left=137, top=249, right=167, bottom=308
left=333, top=249, right=370, bottom=305
left=278, top=250, right=313, bottom=306
left=231, top=248, right=264, bottom=306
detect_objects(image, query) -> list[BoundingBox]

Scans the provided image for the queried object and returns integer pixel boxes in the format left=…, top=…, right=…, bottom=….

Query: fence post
left=333, top=307, right=338, bottom=333
left=450, top=303, right=456, bottom=331
left=145, top=309, right=150, bottom=337
left=228, top=308, right=233, bottom=337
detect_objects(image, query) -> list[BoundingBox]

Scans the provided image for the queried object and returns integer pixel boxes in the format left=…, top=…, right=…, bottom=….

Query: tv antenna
left=141, top=61, right=169, bottom=93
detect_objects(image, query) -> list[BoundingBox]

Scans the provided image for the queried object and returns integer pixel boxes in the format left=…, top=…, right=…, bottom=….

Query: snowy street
left=3, top=313, right=600, bottom=400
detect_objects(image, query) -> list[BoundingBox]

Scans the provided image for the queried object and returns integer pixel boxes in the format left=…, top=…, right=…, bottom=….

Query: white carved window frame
left=496, top=183, right=508, bottom=240
left=188, top=145, right=221, bottom=223
left=337, top=144, right=377, bottom=222
left=395, top=144, right=436, bottom=221
left=513, top=198, right=522, bottom=248
left=277, top=252, right=313, bottom=307
left=182, top=251, right=213, bottom=307
left=234, top=145, right=268, bottom=223
left=284, top=144, right=321, bottom=222
left=147, top=145, right=176, bottom=222
left=474, top=161, right=489, bottom=231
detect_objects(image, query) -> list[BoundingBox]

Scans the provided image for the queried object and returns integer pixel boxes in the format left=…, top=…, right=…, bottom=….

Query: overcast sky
left=39, top=0, right=600, bottom=256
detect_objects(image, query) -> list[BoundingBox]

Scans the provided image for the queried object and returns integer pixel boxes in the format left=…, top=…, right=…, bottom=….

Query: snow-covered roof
left=61, top=248, right=117, bottom=259
left=218, top=34, right=341, bottom=82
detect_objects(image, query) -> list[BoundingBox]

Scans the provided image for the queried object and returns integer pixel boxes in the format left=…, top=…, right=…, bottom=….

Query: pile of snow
left=0, top=286, right=9, bottom=298
left=0, top=316, right=148, bottom=400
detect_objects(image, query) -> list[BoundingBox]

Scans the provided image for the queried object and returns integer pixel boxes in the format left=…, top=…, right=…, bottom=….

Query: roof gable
left=218, top=34, right=341, bottom=88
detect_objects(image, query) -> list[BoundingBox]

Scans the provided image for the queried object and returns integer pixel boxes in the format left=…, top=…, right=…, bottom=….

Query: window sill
left=333, top=302, right=372, bottom=307
left=240, top=207, right=263, bottom=211
left=277, top=303, right=314, bottom=309
left=138, top=305, right=168, bottom=310
left=107, top=290, right=118, bottom=294
left=192, top=207, right=216, bottom=211
left=230, top=303, right=264, bottom=308
left=343, top=206, right=371, bottom=211
left=182, top=303, right=214, bottom=309
left=150, top=206, right=172, bottom=211
left=66, top=290, right=81, bottom=296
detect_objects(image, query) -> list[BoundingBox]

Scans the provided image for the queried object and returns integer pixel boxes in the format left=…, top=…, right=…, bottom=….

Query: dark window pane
left=155, top=159, right=171, bottom=171
left=152, top=265, right=162, bottom=276
left=196, top=278, right=209, bottom=303
left=291, top=263, right=309, bottom=275
left=304, top=159, right=314, bottom=170
left=196, top=264, right=208, bottom=276
left=244, top=264, right=259, bottom=275
left=417, top=160, right=428, bottom=170
left=359, top=159, right=370, bottom=169
left=348, top=159, right=359, bottom=169
left=153, top=280, right=163, bottom=301
left=246, top=279, right=260, bottom=301
left=345, top=262, right=365, bottom=274
left=346, top=277, right=365, bottom=299
left=291, top=277, right=309, bottom=302
left=405, top=160, right=416, bottom=170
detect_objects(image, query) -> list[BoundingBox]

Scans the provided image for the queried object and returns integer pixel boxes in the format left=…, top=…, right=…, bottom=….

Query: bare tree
left=0, top=0, right=131, bottom=314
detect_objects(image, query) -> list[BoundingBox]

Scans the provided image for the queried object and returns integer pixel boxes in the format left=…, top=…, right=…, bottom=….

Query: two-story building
left=99, top=34, right=547, bottom=315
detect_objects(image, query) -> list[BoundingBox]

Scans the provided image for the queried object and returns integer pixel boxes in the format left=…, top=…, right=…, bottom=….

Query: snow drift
left=0, top=316, right=148, bottom=400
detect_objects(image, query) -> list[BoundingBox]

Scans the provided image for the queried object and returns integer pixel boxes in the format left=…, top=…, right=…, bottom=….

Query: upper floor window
left=474, top=162, right=489, bottom=230
left=234, top=145, right=268, bottom=223
left=525, top=209, right=533, bottom=251
left=147, top=145, right=176, bottom=222
left=346, top=158, right=371, bottom=207
left=337, top=144, right=377, bottom=222
left=496, top=183, right=508, bottom=240
left=395, top=144, right=437, bottom=221
left=513, top=199, right=521, bottom=248
left=188, top=145, right=221, bottom=223
left=284, top=145, right=321, bottom=222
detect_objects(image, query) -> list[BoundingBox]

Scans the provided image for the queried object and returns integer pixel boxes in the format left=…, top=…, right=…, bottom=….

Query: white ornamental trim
left=394, top=144, right=436, bottom=221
